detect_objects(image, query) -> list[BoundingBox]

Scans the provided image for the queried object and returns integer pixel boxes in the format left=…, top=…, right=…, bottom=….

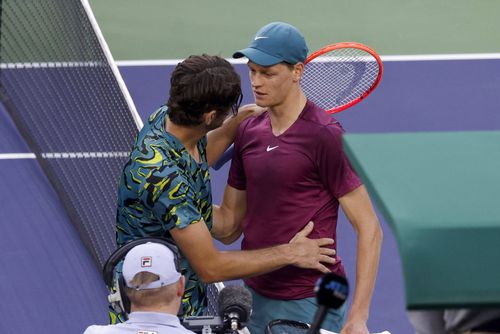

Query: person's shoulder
left=300, top=100, right=333, bottom=126
left=174, top=326, right=197, bottom=334
left=239, top=111, right=268, bottom=133
left=314, top=122, right=345, bottom=150
left=301, top=101, right=344, bottom=136
left=324, top=118, right=345, bottom=136
left=133, top=105, right=169, bottom=149
left=172, top=325, right=197, bottom=334
left=148, top=104, right=168, bottom=123
left=82, top=324, right=109, bottom=334
left=128, top=140, right=178, bottom=171
left=181, top=329, right=197, bottom=334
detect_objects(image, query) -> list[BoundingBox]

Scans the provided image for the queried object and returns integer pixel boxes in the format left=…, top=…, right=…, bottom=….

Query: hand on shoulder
left=237, top=104, right=267, bottom=119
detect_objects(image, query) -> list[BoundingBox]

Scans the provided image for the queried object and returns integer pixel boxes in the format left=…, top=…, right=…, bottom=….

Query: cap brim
left=232, top=47, right=283, bottom=66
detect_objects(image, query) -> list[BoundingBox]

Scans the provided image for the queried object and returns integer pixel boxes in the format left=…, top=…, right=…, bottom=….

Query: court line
left=3, top=52, right=497, bottom=161
left=0, top=152, right=129, bottom=160
left=114, top=53, right=500, bottom=66
left=0, top=62, right=105, bottom=69
left=2, top=53, right=499, bottom=69
left=381, top=53, right=500, bottom=61
left=0, top=153, right=36, bottom=159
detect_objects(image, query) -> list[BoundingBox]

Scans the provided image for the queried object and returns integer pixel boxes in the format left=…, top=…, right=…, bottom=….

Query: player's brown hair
left=167, top=54, right=242, bottom=126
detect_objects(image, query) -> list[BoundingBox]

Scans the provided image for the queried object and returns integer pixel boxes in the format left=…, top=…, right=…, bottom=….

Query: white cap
left=122, top=242, right=181, bottom=290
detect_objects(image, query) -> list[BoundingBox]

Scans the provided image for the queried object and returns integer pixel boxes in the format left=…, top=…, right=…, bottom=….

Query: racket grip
left=212, top=145, right=234, bottom=170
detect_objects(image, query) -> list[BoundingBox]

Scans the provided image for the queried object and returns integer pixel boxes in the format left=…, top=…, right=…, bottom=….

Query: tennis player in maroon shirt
left=212, top=22, right=383, bottom=334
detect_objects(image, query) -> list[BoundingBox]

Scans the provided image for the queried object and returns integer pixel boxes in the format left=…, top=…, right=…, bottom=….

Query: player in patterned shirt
left=114, top=54, right=337, bottom=321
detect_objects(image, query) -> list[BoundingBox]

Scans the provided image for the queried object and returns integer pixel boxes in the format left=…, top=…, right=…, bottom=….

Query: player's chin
left=254, top=97, right=270, bottom=108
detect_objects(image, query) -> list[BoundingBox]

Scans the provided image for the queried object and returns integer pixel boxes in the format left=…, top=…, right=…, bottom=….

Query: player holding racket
left=215, top=22, right=383, bottom=334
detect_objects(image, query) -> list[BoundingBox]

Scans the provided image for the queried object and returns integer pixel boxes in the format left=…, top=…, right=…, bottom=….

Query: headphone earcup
left=106, top=272, right=129, bottom=321
left=119, top=275, right=131, bottom=314
left=102, top=236, right=182, bottom=319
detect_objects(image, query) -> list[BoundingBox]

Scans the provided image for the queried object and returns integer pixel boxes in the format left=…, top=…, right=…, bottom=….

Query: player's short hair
left=167, top=54, right=242, bottom=126
left=124, top=271, right=178, bottom=307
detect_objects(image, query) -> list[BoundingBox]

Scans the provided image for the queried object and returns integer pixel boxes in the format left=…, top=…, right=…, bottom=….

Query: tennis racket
left=301, top=42, right=383, bottom=114
left=265, top=319, right=392, bottom=334
left=266, top=319, right=310, bottom=334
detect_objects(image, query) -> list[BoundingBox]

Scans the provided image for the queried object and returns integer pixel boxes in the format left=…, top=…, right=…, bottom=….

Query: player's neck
left=268, top=90, right=307, bottom=136
left=165, top=117, right=205, bottom=162
left=130, top=303, right=179, bottom=315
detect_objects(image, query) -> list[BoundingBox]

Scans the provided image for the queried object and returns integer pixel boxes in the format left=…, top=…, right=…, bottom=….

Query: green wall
left=90, top=0, right=500, bottom=60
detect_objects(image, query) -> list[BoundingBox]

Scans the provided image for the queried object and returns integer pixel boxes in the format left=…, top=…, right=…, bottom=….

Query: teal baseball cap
left=233, top=22, right=309, bottom=66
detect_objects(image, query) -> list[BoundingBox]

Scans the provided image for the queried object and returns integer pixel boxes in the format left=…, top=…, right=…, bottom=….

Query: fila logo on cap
left=141, top=256, right=152, bottom=267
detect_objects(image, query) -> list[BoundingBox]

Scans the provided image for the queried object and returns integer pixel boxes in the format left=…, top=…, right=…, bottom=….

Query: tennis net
left=0, top=0, right=141, bottom=267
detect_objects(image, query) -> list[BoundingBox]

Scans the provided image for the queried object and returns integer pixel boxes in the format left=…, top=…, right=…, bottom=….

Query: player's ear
left=177, top=276, right=185, bottom=297
left=293, top=62, right=304, bottom=82
left=203, top=110, right=217, bottom=125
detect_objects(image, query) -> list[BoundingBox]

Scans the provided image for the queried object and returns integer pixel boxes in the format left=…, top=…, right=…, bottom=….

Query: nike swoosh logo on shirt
left=254, top=36, right=269, bottom=40
left=266, top=145, right=279, bottom=152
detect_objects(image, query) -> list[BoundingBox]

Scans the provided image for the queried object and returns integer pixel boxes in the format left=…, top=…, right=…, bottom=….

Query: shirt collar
left=158, top=107, right=207, bottom=168
left=127, top=311, right=182, bottom=326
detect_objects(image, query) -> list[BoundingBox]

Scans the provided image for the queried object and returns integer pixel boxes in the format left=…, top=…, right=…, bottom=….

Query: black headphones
left=102, top=237, right=181, bottom=318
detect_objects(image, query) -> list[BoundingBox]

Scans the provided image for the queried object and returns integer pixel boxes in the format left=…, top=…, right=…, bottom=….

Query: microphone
left=307, top=273, right=349, bottom=334
left=217, top=285, right=253, bottom=333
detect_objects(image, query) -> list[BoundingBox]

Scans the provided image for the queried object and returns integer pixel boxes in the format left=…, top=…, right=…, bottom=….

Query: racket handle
left=212, top=145, right=234, bottom=170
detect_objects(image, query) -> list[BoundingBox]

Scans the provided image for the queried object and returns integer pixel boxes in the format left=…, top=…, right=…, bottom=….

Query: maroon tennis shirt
left=228, top=100, right=362, bottom=300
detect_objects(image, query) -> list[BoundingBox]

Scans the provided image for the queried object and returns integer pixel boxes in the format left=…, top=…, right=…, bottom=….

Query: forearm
left=206, top=108, right=254, bottom=166
left=171, top=218, right=294, bottom=283
left=338, top=186, right=383, bottom=322
left=203, top=222, right=335, bottom=282
left=199, top=244, right=295, bottom=283
left=211, top=186, right=246, bottom=244
left=211, top=204, right=242, bottom=244
left=347, top=222, right=383, bottom=321
left=173, top=222, right=288, bottom=283
left=172, top=217, right=334, bottom=285
left=214, top=228, right=242, bottom=244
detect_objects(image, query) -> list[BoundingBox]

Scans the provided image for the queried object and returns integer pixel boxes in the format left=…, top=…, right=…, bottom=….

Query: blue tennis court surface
left=1, top=57, right=499, bottom=333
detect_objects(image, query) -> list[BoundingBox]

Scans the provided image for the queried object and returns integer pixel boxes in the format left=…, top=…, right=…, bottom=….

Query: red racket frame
left=304, top=42, right=383, bottom=114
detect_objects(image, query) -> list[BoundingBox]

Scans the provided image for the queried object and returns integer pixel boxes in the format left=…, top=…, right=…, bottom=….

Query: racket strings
left=301, top=47, right=380, bottom=112
left=266, top=320, right=309, bottom=334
